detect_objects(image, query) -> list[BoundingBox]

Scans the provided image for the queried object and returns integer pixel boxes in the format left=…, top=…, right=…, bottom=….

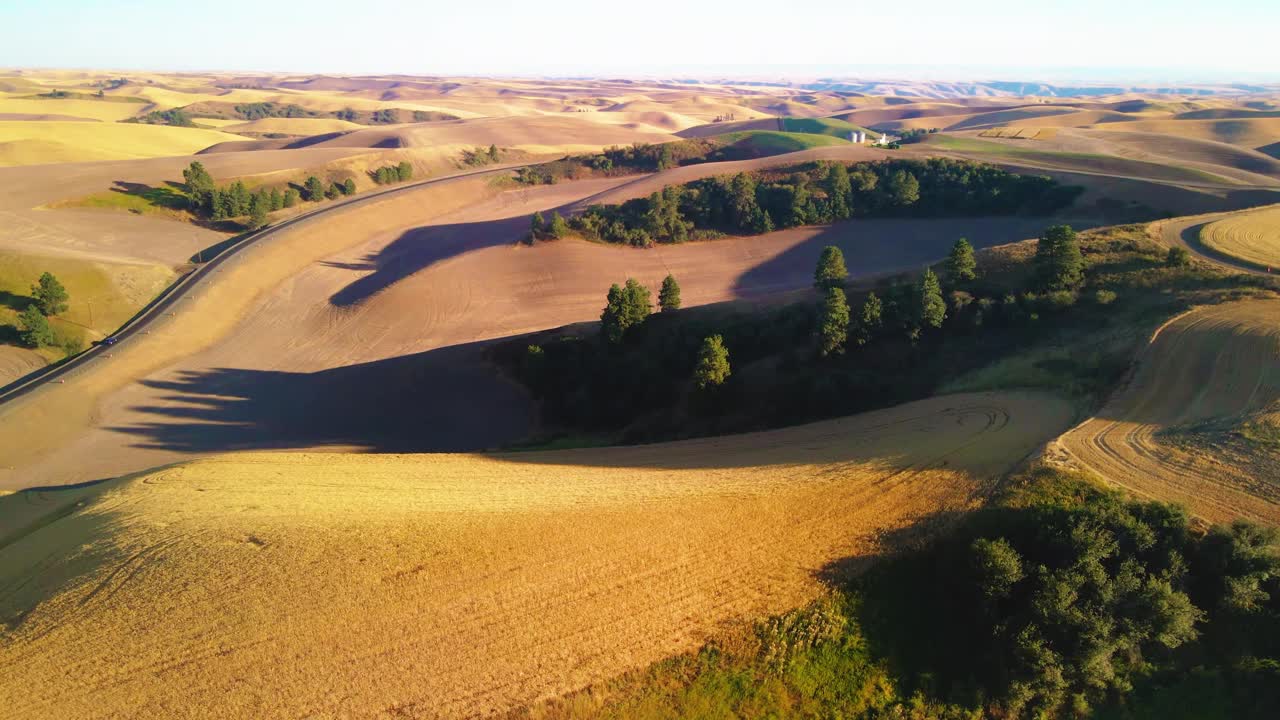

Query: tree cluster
left=124, top=108, right=194, bottom=127
left=564, top=158, right=1081, bottom=247
left=513, top=140, right=717, bottom=185
left=233, top=102, right=312, bottom=120
left=868, top=478, right=1280, bottom=719
left=499, top=224, right=1095, bottom=442
left=371, top=162, right=414, bottom=185
left=461, top=145, right=503, bottom=167
left=16, top=272, right=70, bottom=348
left=183, top=162, right=339, bottom=227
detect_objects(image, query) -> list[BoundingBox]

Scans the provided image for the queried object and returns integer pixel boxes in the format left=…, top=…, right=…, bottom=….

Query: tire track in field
left=1059, top=300, right=1280, bottom=524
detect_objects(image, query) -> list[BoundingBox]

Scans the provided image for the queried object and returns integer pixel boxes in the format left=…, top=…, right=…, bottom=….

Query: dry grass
left=1057, top=299, right=1280, bottom=524
left=0, top=248, right=173, bottom=382
left=0, top=121, right=249, bottom=166
left=0, top=390, right=1074, bottom=720
left=1201, top=205, right=1280, bottom=268
left=0, top=95, right=145, bottom=122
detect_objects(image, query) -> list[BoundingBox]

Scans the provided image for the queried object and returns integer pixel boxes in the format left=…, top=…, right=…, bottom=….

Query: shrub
left=1167, top=246, right=1192, bottom=268
left=1094, top=289, right=1118, bottom=305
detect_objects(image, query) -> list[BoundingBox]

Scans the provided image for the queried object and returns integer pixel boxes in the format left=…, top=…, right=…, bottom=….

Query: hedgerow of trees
left=513, top=140, right=717, bottom=185
left=371, top=162, right=414, bottom=185
left=181, top=161, right=357, bottom=226
left=498, top=222, right=1113, bottom=441
left=550, top=158, right=1081, bottom=248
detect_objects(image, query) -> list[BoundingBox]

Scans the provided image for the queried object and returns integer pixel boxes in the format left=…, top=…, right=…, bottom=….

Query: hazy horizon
left=4, top=0, right=1278, bottom=85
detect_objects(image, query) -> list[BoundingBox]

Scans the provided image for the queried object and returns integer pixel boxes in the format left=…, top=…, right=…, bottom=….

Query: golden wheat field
left=1200, top=204, right=1280, bottom=268
left=0, top=121, right=249, bottom=166
left=0, top=390, right=1074, bottom=719
left=1058, top=300, right=1280, bottom=524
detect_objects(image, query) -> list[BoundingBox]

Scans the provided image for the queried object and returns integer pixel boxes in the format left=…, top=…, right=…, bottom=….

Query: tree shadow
left=731, top=216, right=1069, bottom=296
left=328, top=213, right=531, bottom=307
left=106, top=340, right=534, bottom=454
left=109, top=180, right=189, bottom=211
left=0, top=289, right=34, bottom=313
left=0, top=323, right=23, bottom=346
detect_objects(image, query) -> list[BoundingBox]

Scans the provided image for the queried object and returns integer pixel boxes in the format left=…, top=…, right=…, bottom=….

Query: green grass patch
left=0, top=250, right=174, bottom=358
left=779, top=116, right=870, bottom=139
left=53, top=182, right=192, bottom=220
left=713, top=130, right=847, bottom=158
left=1239, top=419, right=1280, bottom=448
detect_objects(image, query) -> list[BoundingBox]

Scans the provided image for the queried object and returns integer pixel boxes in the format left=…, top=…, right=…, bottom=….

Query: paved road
left=0, top=163, right=523, bottom=407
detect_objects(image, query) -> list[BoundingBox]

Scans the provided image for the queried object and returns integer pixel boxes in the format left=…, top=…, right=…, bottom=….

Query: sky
left=2, top=0, right=1278, bottom=83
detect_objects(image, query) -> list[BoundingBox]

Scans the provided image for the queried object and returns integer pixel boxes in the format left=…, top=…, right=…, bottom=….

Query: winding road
left=0, top=163, right=525, bottom=407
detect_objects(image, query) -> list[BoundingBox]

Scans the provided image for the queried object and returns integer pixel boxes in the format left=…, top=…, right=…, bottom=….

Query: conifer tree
left=819, top=287, right=850, bottom=356
left=31, top=272, right=69, bottom=316
left=694, top=334, right=731, bottom=389
left=17, top=305, right=54, bottom=347
left=814, top=245, right=849, bottom=290
left=659, top=274, right=682, bottom=312
left=947, top=237, right=977, bottom=283
left=855, top=291, right=883, bottom=346
left=1036, top=224, right=1084, bottom=291
left=919, top=268, right=947, bottom=329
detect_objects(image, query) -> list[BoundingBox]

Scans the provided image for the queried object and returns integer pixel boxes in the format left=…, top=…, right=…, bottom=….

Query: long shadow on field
left=106, top=341, right=533, bottom=453
left=326, top=213, right=532, bottom=308
left=731, top=216, right=1063, bottom=296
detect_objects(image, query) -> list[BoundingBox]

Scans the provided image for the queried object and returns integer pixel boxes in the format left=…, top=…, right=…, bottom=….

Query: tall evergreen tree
left=17, top=305, right=54, bottom=347
left=530, top=212, right=545, bottom=239
left=818, top=287, right=851, bottom=356
left=659, top=274, right=681, bottom=312
left=886, top=169, right=920, bottom=206
left=1036, top=224, right=1084, bottom=291
left=728, top=172, right=772, bottom=234
left=182, top=161, right=215, bottom=211
left=919, top=268, right=947, bottom=329
left=814, top=245, right=849, bottom=290
left=303, top=176, right=325, bottom=202
left=396, top=161, right=414, bottom=182
left=824, top=162, right=853, bottom=220
left=283, top=188, right=300, bottom=208
left=341, top=178, right=357, bottom=196
left=31, top=272, right=69, bottom=316
left=269, top=187, right=283, bottom=211
left=694, top=334, right=731, bottom=389
left=947, top=237, right=978, bottom=283
left=855, top=291, right=883, bottom=346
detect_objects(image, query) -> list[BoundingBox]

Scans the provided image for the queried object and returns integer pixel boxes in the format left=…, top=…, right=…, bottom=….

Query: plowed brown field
left=1059, top=301, right=1280, bottom=524
left=0, top=390, right=1074, bottom=720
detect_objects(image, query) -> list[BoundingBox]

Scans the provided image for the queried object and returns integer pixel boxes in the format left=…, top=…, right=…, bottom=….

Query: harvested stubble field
left=1200, top=204, right=1280, bottom=269
left=1058, top=300, right=1280, bottom=525
left=0, top=390, right=1074, bottom=719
